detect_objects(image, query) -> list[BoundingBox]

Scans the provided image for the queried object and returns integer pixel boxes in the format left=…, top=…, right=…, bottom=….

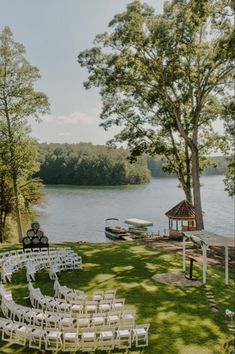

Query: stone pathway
left=152, top=272, right=202, bottom=287
left=203, top=285, right=219, bottom=313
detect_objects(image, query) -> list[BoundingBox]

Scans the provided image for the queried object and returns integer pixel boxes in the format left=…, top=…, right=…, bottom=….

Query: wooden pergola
left=165, top=200, right=196, bottom=238
left=182, top=230, right=231, bottom=285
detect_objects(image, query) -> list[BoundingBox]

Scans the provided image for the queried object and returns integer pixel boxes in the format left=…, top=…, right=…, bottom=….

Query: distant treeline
left=148, top=156, right=227, bottom=178
left=36, top=143, right=227, bottom=185
left=36, top=143, right=151, bottom=185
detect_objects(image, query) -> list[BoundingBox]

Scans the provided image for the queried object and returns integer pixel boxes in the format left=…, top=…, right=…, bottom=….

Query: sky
left=1, top=0, right=224, bottom=146
left=0, top=0, right=166, bottom=144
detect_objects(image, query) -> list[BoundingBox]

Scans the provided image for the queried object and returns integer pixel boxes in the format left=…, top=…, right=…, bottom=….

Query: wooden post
left=183, top=236, right=186, bottom=272
left=225, top=245, right=229, bottom=285
left=202, top=244, right=207, bottom=284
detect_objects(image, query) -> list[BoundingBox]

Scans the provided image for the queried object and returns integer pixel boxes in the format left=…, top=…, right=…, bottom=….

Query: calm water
left=35, top=176, right=234, bottom=242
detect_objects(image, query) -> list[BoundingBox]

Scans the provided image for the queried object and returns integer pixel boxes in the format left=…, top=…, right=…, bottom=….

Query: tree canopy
left=78, top=0, right=234, bottom=229
left=36, top=143, right=150, bottom=185
left=0, top=26, right=49, bottom=242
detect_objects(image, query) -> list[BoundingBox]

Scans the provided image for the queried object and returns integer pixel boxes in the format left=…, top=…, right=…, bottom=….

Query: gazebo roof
left=165, top=200, right=195, bottom=219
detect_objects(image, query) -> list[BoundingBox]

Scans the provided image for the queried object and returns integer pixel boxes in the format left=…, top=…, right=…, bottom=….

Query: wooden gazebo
left=165, top=200, right=196, bottom=239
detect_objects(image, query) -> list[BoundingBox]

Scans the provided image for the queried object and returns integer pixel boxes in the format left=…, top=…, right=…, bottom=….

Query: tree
left=0, top=133, right=44, bottom=242
left=78, top=0, right=234, bottom=229
left=0, top=27, right=49, bottom=242
left=36, top=142, right=150, bottom=185
left=223, top=100, right=235, bottom=196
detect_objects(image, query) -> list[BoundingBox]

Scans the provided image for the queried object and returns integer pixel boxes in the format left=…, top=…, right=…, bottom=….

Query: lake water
left=36, top=175, right=234, bottom=242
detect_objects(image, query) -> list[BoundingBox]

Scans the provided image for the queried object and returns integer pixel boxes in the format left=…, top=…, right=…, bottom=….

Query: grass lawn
left=0, top=242, right=234, bottom=353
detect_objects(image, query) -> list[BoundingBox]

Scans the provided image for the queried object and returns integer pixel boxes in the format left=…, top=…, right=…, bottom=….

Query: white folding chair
left=112, top=298, right=125, bottom=311
left=1, top=321, right=16, bottom=342
left=85, top=301, right=97, bottom=314
left=11, top=323, right=29, bottom=346
left=132, top=323, right=149, bottom=347
left=62, top=328, right=79, bottom=352
left=73, top=289, right=87, bottom=301
left=99, top=299, right=112, bottom=312
left=92, top=291, right=104, bottom=301
left=45, top=327, right=62, bottom=352
left=106, top=311, right=120, bottom=326
left=116, top=326, right=132, bottom=349
left=80, top=327, right=97, bottom=352
left=104, top=289, right=116, bottom=300
left=59, top=315, right=74, bottom=330
left=121, top=309, right=136, bottom=326
left=76, top=314, right=90, bottom=329
left=71, top=300, right=83, bottom=314
left=91, top=314, right=105, bottom=327
left=45, top=313, right=60, bottom=328
left=57, top=300, right=71, bottom=313
left=97, top=326, right=115, bottom=351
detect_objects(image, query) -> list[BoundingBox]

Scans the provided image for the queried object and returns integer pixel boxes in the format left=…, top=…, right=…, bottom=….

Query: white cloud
left=58, top=132, right=72, bottom=137
left=42, top=111, right=94, bottom=125
left=30, top=109, right=121, bottom=144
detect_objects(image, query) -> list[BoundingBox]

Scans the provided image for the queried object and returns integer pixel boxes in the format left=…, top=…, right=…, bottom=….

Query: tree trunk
left=13, top=178, right=23, bottom=243
left=183, top=186, right=192, bottom=203
left=191, top=146, right=204, bottom=230
left=185, top=144, right=192, bottom=203
left=5, top=115, right=23, bottom=243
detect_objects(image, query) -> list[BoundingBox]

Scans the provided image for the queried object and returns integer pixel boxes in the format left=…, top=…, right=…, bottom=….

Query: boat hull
left=105, top=229, right=127, bottom=241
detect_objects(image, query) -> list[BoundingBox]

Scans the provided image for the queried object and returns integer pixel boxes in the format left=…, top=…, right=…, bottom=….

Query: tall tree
left=0, top=135, right=43, bottom=243
left=0, top=27, right=49, bottom=242
left=78, top=0, right=234, bottom=229
left=223, top=100, right=235, bottom=196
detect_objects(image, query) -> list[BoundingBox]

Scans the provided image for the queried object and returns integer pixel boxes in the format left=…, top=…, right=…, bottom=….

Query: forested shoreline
left=35, top=143, right=227, bottom=185
left=36, top=143, right=151, bottom=185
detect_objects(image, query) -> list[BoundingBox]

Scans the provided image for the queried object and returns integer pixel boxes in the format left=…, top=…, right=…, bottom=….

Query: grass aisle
left=0, top=242, right=234, bottom=353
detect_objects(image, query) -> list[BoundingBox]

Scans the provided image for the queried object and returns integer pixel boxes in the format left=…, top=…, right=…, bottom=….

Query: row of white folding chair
left=26, top=260, right=47, bottom=282
left=29, top=280, right=124, bottom=315
left=1, top=250, right=82, bottom=283
left=48, top=258, right=82, bottom=280
left=47, top=323, right=149, bottom=351
left=0, top=249, right=24, bottom=266
left=54, top=278, right=116, bottom=303
left=44, top=324, right=149, bottom=351
left=1, top=293, right=135, bottom=333
left=1, top=247, right=79, bottom=268
left=1, top=258, right=27, bottom=282
left=0, top=247, right=76, bottom=263
left=54, top=279, right=86, bottom=301
left=2, top=290, right=135, bottom=328
left=31, top=290, right=126, bottom=314
left=0, top=286, right=143, bottom=339
left=31, top=292, right=125, bottom=315
left=0, top=316, right=149, bottom=351
left=2, top=256, right=52, bottom=283
left=0, top=285, right=13, bottom=303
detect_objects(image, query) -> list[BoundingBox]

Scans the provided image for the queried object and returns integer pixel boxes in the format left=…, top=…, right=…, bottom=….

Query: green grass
left=0, top=242, right=234, bottom=354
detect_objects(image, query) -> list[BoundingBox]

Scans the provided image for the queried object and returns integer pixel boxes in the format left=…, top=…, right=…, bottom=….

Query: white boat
left=105, top=218, right=153, bottom=241
left=125, top=218, right=153, bottom=238
left=105, top=218, right=129, bottom=240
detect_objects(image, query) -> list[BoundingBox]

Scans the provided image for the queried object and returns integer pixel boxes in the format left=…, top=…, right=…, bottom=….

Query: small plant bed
left=0, top=242, right=234, bottom=353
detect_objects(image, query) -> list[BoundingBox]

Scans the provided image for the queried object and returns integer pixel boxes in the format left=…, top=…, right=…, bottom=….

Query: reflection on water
left=36, top=176, right=234, bottom=242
